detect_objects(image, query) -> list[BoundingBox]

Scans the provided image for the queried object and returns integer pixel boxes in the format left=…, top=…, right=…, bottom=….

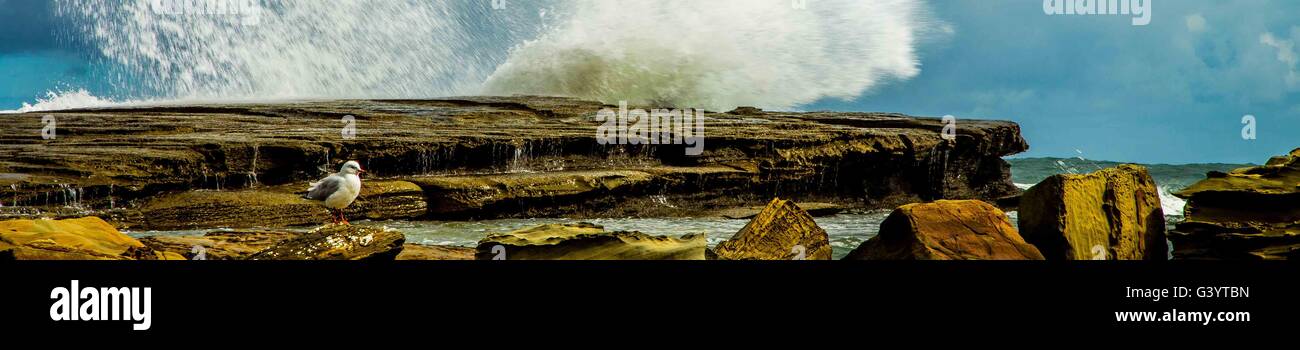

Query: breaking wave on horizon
left=482, top=0, right=932, bottom=110
left=7, top=0, right=935, bottom=113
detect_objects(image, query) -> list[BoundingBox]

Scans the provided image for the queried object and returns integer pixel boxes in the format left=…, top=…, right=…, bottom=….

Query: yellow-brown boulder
left=844, top=200, right=1043, bottom=260
left=1018, top=165, right=1166, bottom=260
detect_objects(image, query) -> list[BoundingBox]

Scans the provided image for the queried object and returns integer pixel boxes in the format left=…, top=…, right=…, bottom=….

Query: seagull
left=303, top=160, right=365, bottom=225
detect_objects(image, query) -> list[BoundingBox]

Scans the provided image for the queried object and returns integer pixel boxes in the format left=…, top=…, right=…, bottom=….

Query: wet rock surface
left=0, top=217, right=181, bottom=260
left=131, top=189, right=321, bottom=230
left=1171, top=149, right=1300, bottom=260
left=140, top=230, right=300, bottom=260
left=711, top=202, right=843, bottom=220
left=248, top=224, right=405, bottom=260
left=713, top=198, right=833, bottom=260
left=0, top=97, right=1027, bottom=230
left=844, top=200, right=1042, bottom=260
left=140, top=227, right=474, bottom=260
left=475, top=222, right=706, bottom=260
left=1018, top=165, right=1166, bottom=260
left=397, top=244, right=475, bottom=260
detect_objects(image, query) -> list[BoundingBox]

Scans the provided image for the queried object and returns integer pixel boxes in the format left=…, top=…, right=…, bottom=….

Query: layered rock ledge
left=1171, top=149, right=1300, bottom=260
left=0, top=96, right=1027, bottom=230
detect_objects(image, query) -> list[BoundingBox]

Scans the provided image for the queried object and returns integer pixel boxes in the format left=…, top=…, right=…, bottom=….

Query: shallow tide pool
left=129, top=213, right=892, bottom=259
left=127, top=211, right=1178, bottom=260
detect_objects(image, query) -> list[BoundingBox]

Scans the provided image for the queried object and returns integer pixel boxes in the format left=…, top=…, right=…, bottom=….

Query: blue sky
left=2, top=0, right=1297, bottom=164
left=809, top=0, right=1300, bottom=164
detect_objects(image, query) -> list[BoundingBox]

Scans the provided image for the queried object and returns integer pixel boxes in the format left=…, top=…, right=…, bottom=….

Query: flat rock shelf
left=0, top=96, right=1027, bottom=231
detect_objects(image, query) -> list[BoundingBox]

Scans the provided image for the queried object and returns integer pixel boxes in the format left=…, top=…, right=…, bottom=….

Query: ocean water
left=385, top=215, right=887, bottom=259
left=1006, top=157, right=1253, bottom=218
left=126, top=158, right=1249, bottom=259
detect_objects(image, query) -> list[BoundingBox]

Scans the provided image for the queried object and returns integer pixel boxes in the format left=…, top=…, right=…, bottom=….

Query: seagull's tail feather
left=302, top=181, right=321, bottom=200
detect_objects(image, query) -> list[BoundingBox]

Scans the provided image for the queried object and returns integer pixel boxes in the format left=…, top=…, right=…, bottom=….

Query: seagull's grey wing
left=303, top=176, right=343, bottom=201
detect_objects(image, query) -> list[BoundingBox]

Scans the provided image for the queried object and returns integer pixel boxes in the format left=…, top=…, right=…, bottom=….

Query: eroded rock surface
left=1018, top=165, right=1166, bottom=260
left=475, top=223, right=705, bottom=260
left=141, top=228, right=473, bottom=260
left=397, top=244, right=475, bottom=260
left=248, top=224, right=405, bottom=260
left=0, top=217, right=181, bottom=260
left=0, top=97, right=1027, bottom=229
left=1171, top=149, right=1300, bottom=260
left=140, top=230, right=300, bottom=260
left=844, top=200, right=1043, bottom=260
left=713, top=198, right=832, bottom=260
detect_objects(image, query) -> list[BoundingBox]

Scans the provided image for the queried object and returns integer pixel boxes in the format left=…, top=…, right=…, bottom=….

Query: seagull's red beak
left=358, top=168, right=366, bottom=175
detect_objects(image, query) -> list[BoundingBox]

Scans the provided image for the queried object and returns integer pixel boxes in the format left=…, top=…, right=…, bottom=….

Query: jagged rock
left=140, top=230, right=300, bottom=260
left=397, top=244, right=475, bottom=260
left=1170, top=149, right=1300, bottom=259
left=0, top=217, right=180, bottom=260
left=713, top=198, right=832, bottom=260
left=249, top=225, right=405, bottom=260
left=844, top=200, right=1043, bottom=260
left=475, top=223, right=706, bottom=260
left=0, top=97, right=1027, bottom=226
left=1018, top=165, right=1166, bottom=260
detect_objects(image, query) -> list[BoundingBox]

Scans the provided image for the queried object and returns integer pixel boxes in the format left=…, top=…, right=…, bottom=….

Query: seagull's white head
left=339, top=161, right=365, bottom=175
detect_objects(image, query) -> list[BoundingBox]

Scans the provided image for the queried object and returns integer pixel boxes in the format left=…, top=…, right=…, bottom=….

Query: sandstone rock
left=0, top=97, right=1027, bottom=226
left=355, top=181, right=427, bottom=220
left=128, top=181, right=429, bottom=230
left=0, top=217, right=174, bottom=260
left=140, top=230, right=300, bottom=260
left=397, top=244, right=475, bottom=260
left=1170, top=149, right=1300, bottom=259
left=134, top=190, right=320, bottom=230
left=411, top=170, right=655, bottom=218
left=713, top=198, right=832, bottom=260
left=713, top=202, right=844, bottom=220
left=0, top=243, right=126, bottom=260
left=844, top=200, right=1043, bottom=260
left=475, top=223, right=706, bottom=260
left=410, top=165, right=769, bottom=219
left=249, top=225, right=405, bottom=260
left=1018, top=165, right=1166, bottom=260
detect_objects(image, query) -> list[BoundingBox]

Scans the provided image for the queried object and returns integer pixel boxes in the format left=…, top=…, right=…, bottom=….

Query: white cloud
left=1185, top=14, right=1206, bottom=33
left=1260, top=30, right=1299, bottom=87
